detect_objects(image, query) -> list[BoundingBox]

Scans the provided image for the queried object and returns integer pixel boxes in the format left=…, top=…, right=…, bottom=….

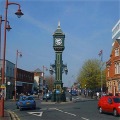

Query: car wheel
left=113, top=109, right=118, bottom=116
left=99, top=107, right=103, bottom=114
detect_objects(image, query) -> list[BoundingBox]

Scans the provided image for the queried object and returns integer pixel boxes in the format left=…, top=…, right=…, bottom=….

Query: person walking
left=96, top=92, right=99, bottom=100
left=84, top=90, right=87, bottom=98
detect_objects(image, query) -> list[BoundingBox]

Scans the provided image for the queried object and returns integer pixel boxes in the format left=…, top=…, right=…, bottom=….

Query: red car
left=98, top=96, right=120, bottom=116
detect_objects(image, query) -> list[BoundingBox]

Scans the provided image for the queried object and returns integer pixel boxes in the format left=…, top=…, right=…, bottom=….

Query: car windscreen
left=113, top=98, right=120, bottom=103
left=22, top=97, right=34, bottom=100
left=27, top=97, right=34, bottom=100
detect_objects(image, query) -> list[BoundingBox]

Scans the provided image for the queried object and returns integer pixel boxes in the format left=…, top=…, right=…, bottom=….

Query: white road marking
left=81, top=117, right=89, bottom=120
left=53, top=108, right=76, bottom=116
left=28, top=112, right=43, bottom=117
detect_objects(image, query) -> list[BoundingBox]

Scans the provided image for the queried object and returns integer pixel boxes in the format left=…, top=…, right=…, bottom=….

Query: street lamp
left=1, top=0, right=23, bottom=117
left=14, top=50, right=22, bottom=101
left=98, top=50, right=103, bottom=96
left=43, top=65, right=48, bottom=89
left=7, top=81, right=11, bottom=99
left=49, top=64, right=68, bottom=75
left=0, top=16, right=11, bottom=117
left=0, top=15, right=11, bottom=59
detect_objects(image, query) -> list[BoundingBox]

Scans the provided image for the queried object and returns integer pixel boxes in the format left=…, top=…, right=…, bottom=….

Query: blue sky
left=0, top=0, right=120, bottom=87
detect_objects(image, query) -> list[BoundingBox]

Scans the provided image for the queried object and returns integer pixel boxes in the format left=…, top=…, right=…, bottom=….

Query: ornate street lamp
left=1, top=0, right=24, bottom=117
left=15, top=9, right=24, bottom=18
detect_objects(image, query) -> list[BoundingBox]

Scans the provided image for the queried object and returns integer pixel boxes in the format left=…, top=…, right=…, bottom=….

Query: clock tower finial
left=54, top=21, right=64, bottom=35
left=58, top=21, right=60, bottom=27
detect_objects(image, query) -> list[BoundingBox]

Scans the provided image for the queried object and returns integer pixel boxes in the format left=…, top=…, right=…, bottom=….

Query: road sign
left=0, top=84, right=6, bottom=88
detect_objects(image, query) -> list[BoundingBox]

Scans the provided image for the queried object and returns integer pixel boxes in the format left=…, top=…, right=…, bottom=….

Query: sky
left=0, top=0, right=120, bottom=87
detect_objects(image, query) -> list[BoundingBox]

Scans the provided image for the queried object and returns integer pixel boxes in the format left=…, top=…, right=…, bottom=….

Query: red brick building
left=16, top=68, right=34, bottom=95
left=106, top=39, right=120, bottom=96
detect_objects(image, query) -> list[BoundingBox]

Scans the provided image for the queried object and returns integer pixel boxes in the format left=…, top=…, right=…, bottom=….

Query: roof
left=116, top=39, right=120, bottom=44
left=34, top=68, right=42, bottom=73
left=53, top=21, right=65, bottom=36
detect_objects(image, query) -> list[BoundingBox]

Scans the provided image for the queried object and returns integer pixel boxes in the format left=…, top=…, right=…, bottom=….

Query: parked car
left=16, top=95, right=36, bottom=111
left=98, top=96, right=120, bottom=116
left=71, top=90, right=78, bottom=96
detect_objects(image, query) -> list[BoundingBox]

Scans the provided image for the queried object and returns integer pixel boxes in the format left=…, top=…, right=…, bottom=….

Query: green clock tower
left=49, top=22, right=68, bottom=102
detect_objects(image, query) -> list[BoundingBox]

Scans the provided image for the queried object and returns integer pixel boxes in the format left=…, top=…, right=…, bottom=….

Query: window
left=7, top=66, right=9, bottom=73
left=108, top=98, right=112, bottom=104
left=115, top=63, right=117, bottom=74
left=115, top=63, right=120, bottom=74
left=118, top=63, right=120, bottom=73
left=118, top=82, right=120, bottom=92
left=107, top=68, right=109, bottom=77
left=115, top=48, right=119, bottom=56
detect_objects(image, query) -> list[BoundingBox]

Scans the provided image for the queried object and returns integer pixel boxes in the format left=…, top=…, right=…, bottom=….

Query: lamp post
left=42, top=66, right=48, bottom=102
left=43, top=66, right=48, bottom=91
left=7, top=81, right=11, bottom=99
left=0, top=15, right=11, bottom=117
left=43, top=66, right=48, bottom=81
left=1, top=0, right=23, bottom=117
left=14, top=50, right=22, bottom=101
left=98, top=50, right=103, bottom=96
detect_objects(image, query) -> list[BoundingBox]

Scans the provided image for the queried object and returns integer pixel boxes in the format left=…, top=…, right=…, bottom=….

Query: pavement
left=0, top=94, right=95, bottom=120
left=0, top=110, right=11, bottom=120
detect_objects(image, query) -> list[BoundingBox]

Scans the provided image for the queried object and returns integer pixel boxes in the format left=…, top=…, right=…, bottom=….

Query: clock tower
left=50, top=22, right=68, bottom=102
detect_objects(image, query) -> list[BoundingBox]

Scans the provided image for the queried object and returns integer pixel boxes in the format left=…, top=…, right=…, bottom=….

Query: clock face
left=55, top=38, right=62, bottom=45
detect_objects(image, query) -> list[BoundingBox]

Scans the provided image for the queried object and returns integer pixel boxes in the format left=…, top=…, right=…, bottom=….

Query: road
left=5, top=96, right=120, bottom=120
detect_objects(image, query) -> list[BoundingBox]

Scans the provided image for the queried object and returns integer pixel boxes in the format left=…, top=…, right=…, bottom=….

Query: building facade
left=106, top=39, right=120, bottom=96
left=33, top=68, right=43, bottom=93
left=0, top=60, right=15, bottom=99
left=106, top=20, right=120, bottom=96
left=16, top=68, right=34, bottom=95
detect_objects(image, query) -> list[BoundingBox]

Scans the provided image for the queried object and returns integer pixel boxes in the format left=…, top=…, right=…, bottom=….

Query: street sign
left=0, top=84, right=6, bottom=88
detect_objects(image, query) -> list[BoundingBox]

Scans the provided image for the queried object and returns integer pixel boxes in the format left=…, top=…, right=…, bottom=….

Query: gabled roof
left=34, top=68, right=42, bottom=73
left=111, top=39, right=120, bottom=49
left=107, top=39, right=120, bottom=64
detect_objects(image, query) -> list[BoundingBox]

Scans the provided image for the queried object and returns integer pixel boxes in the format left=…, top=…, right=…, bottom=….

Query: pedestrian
left=90, top=91, right=93, bottom=99
left=39, top=92, right=43, bottom=104
left=96, top=92, right=99, bottom=100
left=84, top=90, right=87, bottom=98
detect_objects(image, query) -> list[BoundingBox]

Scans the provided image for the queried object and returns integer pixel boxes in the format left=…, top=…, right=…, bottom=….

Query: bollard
left=0, top=98, right=4, bottom=117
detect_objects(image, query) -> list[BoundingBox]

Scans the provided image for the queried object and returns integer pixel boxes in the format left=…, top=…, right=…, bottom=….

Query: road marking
left=81, top=117, right=89, bottom=120
left=53, top=108, right=76, bottom=116
left=28, top=112, right=43, bottom=117
left=8, top=110, right=20, bottom=120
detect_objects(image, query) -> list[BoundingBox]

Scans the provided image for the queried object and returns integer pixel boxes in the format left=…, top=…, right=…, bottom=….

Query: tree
left=45, top=75, right=55, bottom=91
left=77, top=59, right=106, bottom=91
